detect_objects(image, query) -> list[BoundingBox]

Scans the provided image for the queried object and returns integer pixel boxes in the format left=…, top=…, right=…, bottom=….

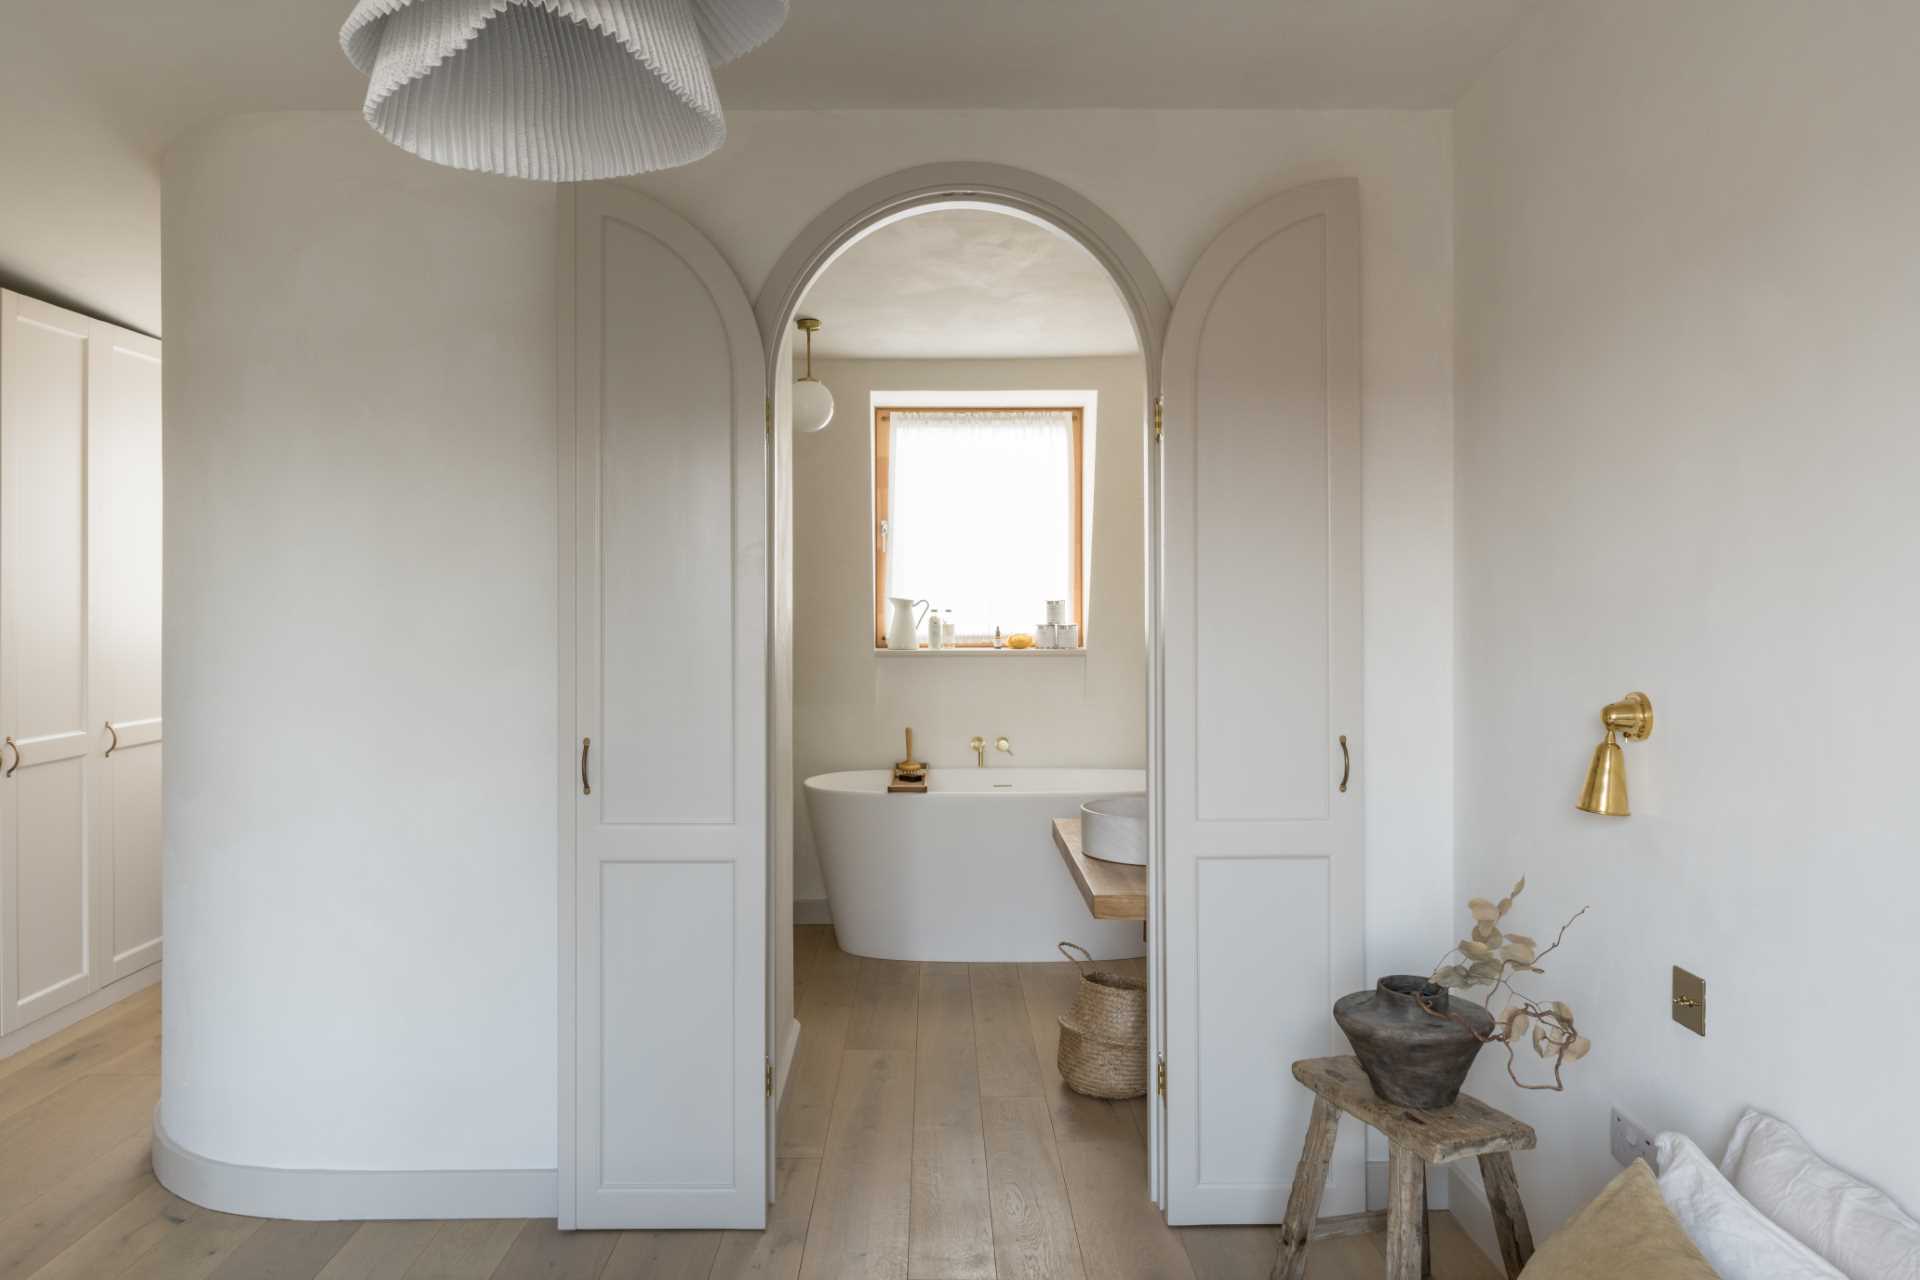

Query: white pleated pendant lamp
left=340, top=0, right=789, bottom=181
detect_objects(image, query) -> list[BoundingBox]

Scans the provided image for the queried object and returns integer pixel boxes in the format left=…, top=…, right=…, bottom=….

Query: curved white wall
left=160, top=113, right=560, bottom=1179
left=156, top=105, right=1454, bottom=1201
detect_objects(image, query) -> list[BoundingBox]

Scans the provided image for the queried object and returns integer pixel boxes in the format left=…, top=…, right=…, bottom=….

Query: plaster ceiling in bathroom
left=797, top=209, right=1138, bottom=361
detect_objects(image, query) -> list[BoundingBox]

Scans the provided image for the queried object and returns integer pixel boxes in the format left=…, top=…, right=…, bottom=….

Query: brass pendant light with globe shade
left=793, top=317, right=835, bottom=434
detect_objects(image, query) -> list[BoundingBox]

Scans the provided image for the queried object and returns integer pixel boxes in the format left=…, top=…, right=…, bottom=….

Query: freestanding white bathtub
left=803, top=768, right=1148, bottom=962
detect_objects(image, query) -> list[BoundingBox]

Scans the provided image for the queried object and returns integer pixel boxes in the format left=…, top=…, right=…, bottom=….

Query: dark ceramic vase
left=1333, top=976, right=1493, bottom=1110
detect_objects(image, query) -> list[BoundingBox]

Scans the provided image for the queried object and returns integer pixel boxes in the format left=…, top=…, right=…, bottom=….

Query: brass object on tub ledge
left=895, top=727, right=924, bottom=775
left=1576, top=692, right=1653, bottom=817
left=890, top=728, right=928, bottom=793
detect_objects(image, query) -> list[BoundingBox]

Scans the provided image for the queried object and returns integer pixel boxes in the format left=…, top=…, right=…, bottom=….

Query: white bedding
left=1655, top=1131, right=1847, bottom=1280
left=1721, top=1109, right=1920, bottom=1280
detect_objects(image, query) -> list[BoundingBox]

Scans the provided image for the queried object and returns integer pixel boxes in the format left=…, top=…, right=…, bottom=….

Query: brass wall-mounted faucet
left=969, top=735, right=1014, bottom=767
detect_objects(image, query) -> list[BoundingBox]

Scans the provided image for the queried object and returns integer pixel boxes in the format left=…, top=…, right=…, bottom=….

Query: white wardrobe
left=0, top=290, right=163, bottom=1042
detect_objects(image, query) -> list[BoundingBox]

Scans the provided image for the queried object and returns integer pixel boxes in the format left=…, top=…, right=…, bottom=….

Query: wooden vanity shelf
left=1052, top=818, right=1148, bottom=921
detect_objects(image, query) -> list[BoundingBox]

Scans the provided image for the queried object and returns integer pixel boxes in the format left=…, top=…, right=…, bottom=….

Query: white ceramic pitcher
left=885, top=597, right=929, bottom=650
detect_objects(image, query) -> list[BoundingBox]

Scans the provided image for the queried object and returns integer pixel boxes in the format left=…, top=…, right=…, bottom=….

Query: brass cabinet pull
left=580, top=737, right=592, bottom=796
left=1338, top=734, right=1350, bottom=794
left=3, top=736, right=17, bottom=778
left=105, top=721, right=120, bottom=758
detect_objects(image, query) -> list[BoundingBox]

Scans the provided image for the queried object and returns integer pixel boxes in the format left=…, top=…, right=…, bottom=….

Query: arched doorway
left=756, top=163, right=1174, bottom=1206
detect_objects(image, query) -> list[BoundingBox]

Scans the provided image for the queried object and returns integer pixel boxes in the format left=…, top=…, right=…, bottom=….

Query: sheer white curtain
left=887, top=410, right=1075, bottom=639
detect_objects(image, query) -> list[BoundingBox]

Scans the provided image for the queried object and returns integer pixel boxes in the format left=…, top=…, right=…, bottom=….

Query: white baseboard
left=776, top=1017, right=801, bottom=1108
left=1169, top=1166, right=1367, bottom=1225
left=153, top=1110, right=557, bottom=1221
left=0, top=964, right=160, bottom=1061
left=794, top=898, right=832, bottom=925
left=1446, top=1164, right=1503, bottom=1270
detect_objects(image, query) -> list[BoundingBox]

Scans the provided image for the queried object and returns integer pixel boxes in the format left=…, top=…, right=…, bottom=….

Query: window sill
left=874, top=647, right=1087, bottom=658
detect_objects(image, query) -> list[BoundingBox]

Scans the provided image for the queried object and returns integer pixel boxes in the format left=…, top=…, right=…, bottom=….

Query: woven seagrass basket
left=1054, top=942, right=1149, bottom=1100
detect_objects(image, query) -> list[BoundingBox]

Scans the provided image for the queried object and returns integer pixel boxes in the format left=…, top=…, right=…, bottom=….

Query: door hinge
left=1153, top=396, right=1164, bottom=443
left=766, top=1057, right=775, bottom=1099
left=1156, top=1053, right=1167, bottom=1097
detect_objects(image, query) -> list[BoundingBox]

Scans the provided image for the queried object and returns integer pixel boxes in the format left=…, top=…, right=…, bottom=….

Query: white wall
left=792, top=357, right=1147, bottom=905
left=1454, top=0, right=1920, bottom=1235
left=158, top=105, right=1454, bottom=1182
left=631, top=109, right=1459, bottom=983
left=161, top=113, right=560, bottom=1172
left=0, top=26, right=161, bottom=334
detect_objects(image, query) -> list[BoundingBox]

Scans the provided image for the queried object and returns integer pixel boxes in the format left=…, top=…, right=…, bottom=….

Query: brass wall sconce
left=1577, top=692, right=1653, bottom=817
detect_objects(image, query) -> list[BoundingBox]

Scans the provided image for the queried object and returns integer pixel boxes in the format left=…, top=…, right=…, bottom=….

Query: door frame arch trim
left=754, top=163, right=1172, bottom=1208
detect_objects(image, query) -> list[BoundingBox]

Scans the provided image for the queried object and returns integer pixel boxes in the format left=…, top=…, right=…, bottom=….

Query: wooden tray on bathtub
left=1053, top=819, right=1147, bottom=921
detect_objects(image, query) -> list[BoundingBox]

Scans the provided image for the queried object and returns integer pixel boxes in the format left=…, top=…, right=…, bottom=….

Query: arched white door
left=562, top=185, right=769, bottom=1229
left=1160, top=179, right=1365, bottom=1224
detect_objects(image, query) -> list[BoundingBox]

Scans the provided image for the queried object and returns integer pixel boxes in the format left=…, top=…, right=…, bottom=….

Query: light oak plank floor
left=1, top=929, right=1501, bottom=1280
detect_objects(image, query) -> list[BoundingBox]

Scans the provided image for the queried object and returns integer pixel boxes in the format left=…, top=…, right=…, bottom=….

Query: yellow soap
left=1007, top=633, right=1035, bottom=649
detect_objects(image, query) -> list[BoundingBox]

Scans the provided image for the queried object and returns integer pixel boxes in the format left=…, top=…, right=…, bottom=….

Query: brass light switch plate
left=1672, top=966, right=1706, bottom=1036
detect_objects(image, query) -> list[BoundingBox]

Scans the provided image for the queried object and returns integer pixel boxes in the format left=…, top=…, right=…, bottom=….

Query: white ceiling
left=719, top=0, right=1537, bottom=110
left=5, top=0, right=1537, bottom=155
left=798, top=209, right=1136, bottom=360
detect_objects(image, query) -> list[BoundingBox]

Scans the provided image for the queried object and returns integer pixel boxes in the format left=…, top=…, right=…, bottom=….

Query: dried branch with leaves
left=1428, top=877, right=1593, bottom=1092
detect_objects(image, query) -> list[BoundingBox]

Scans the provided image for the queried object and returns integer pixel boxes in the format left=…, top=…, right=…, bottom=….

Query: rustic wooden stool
left=1272, top=1056, right=1538, bottom=1280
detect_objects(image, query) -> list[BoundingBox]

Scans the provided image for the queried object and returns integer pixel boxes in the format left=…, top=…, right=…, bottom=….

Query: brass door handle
left=105, top=721, right=120, bottom=758
left=580, top=737, right=591, bottom=796
left=1338, top=735, right=1350, bottom=794
left=3, top=737, right=17, bottom=778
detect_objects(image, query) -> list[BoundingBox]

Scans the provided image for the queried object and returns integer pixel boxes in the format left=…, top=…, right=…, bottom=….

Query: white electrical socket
left=1611, top=1107, right=1657, bottom=1168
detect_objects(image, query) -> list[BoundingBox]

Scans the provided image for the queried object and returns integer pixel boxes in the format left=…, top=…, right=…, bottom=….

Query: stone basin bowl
left=1080, top=794, right=1148, bottom=866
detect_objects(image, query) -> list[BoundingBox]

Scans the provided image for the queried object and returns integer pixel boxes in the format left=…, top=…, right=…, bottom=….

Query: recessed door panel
left=598, top=219, right=736, bottom=828
left=109, top=738, right=164, bottom=973
left=1194, top=855, right=1329, bottom=1191
left=9, top=315, right=87, bottom=739
left=599, top=860, right=736, bottom=1188
left=1195, top=218, right=1329, bottom=824
left=13, top=756, right=88, bottom=1006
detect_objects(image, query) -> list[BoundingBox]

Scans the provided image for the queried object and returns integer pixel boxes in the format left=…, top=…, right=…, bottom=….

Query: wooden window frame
left=873, top=405, right=1086, bottom=649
